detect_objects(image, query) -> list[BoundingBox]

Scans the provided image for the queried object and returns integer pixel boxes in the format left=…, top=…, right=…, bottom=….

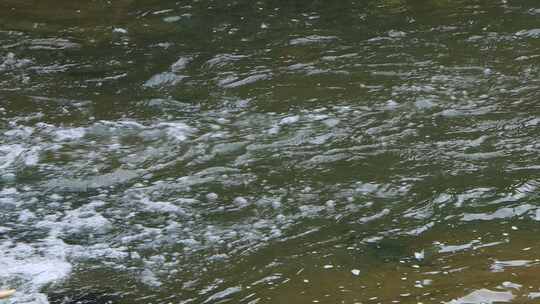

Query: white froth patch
left=0, top=144, right=25, bottom=169
left=163, top=16, right=182, bottom=23
left=0, top=188, right=20, bottom=207
left=53, top=127, right=86, bottom=141
left=0, top=143, right=40, bottom=170
left=0, top=187, right=18, bottom=195
left=18, top=209, right=37, bottom=223
left=144, top=72, right=187, bottom=87
left=171, top=56, right=192, bottom=72
left=206, top=192, right=219, bottom=201
left=299, top=205, right=325, bottom=217
left=233, top=196, right=249, bottom=208
left=140, top=269, right=162, bottom=287
left=289, top=35, right=338, bottom=45
left=61, top=211, right=113, bottom=236
left=113, top=27, right=128, bottom=34
left=158, top=122, right=195, bottom=141
left=358, top=208, right=391, bottom=224
left=447, top=288, right=514, bottom=304
left=322, top=118, right=339, bottom=128
left=0, top=240, right=72, bottom=303
left=34, top=201, right=112, bottom=239
left=204, top=286, right=242, bottom=303
left=70, top=243, right=129, bottom=261
left=279, top=115, right=300, bottom=125
left=140, top=196, right=185, bottom=215
left=267, top=125, right=280, bottom=134
left=220, top=74, right=270, bottom=88
left=4, top=126, right=34, bottom=138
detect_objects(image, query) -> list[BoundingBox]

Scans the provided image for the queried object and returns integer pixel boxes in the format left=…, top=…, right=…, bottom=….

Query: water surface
left=1, top=0, right=540, bottom=303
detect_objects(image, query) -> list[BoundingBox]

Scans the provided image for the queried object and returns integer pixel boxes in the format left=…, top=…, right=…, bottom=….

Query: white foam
left=61, top=210, right=113, bottom=236
left=289, top=35, right=338, bottom=45
left=144, top=72, right=187, bottom=87
left=113, top=27, right=128, bottom=34
left=0, top=240, right=72, bottom=304
left=163, top=16, right=182, bottom=23
left=220, top=74, right=270, bottom=88
left=0, top=144, right=25, bottom=169
left=171, top=57, right=192, bottom=72
left=462, top=204, right=536, bottom=221
left=206, top=192, right=219, bottom=201
left=233, top=196, right=249, bottom=208
left=140, top=269, right=162, bottom=287
left=53, top=127, right=86, bottom=142
left=203, top=286, right=241, bottom=303
left=140, top=196, right=185, bottom=215
left=515, top=28, right=540, bottom=38
left=278, top=115, right=300, bottom=125
left=158, top=122, right=195, bottom=141
left=446, top=289, right=514, bottom=304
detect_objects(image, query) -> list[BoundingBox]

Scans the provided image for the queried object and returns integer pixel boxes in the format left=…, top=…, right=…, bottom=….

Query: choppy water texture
left=1, top=0, right=540, bottom=303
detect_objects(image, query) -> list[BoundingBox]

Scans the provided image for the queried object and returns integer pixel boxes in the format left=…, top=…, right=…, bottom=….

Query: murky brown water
left=1, top=0, right=539, bottom=303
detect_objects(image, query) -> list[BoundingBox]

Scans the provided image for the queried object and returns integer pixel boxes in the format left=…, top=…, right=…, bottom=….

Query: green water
left=1, top=0, right=539, bottom=303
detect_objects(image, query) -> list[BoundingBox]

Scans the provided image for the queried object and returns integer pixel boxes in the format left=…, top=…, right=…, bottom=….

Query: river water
left=1, top=0, right=539, bottom=303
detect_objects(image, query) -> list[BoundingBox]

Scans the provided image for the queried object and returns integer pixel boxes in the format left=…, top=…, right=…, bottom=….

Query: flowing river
left=1, top=0, right=540, bottom=303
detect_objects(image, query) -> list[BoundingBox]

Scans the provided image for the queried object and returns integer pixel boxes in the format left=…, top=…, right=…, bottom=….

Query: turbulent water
left=1, top=0, right=540, bottom=303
